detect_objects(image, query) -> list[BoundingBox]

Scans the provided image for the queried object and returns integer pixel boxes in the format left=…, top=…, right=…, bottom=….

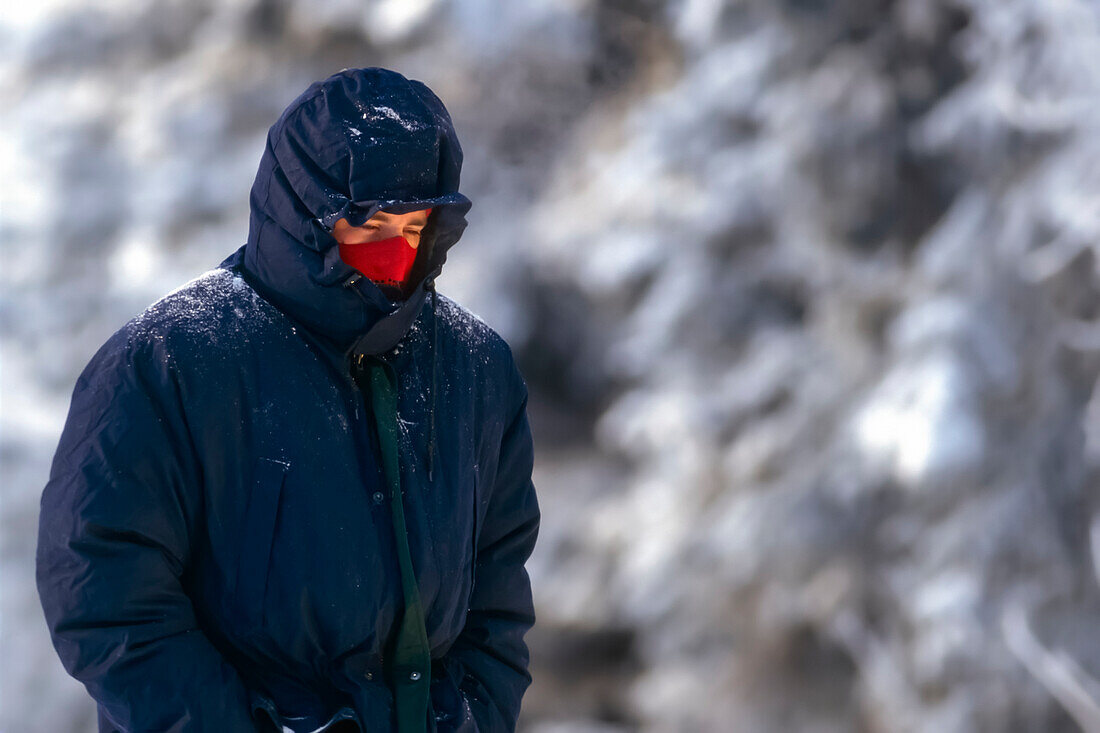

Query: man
left=36, top=67, right=541, bottom=733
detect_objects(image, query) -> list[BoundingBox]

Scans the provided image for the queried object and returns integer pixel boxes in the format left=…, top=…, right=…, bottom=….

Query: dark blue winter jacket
left=36, top=68, right=540, bottom=733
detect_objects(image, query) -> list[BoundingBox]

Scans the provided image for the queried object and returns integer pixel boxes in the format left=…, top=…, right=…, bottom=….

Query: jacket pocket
left=235, top=457, right=289, bottom=632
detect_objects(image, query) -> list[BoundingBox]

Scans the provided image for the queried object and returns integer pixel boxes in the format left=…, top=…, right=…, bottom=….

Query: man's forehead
left=374, top=208, right=429, bottom=219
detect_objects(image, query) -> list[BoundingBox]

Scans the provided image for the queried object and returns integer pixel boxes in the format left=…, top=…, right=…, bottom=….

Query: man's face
left=332, top=209, right=429, bottom=248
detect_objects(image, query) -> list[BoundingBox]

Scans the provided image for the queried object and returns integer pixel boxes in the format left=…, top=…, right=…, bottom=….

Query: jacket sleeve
left=35, top=331, right=259, bottom=732
left=434, top=374, right=541, bottom=733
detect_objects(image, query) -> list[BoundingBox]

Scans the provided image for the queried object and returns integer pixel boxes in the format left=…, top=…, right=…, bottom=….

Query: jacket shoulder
left=430, top=292, right=528, bottom=402
left=125, top=267, right=286, bottom=351
left=432, top=292, right=514, bottom=362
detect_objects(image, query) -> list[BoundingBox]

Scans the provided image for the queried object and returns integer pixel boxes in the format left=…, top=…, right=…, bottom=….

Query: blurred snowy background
left=5, top=0, right=1100, bottom=731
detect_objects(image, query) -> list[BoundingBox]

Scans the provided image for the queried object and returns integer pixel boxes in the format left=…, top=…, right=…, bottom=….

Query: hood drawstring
left=426, top=277, right=439, bottom=483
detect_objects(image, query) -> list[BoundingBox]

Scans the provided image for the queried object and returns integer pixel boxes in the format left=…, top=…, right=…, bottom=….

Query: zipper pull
left=349, top=351, right=366, bottom=377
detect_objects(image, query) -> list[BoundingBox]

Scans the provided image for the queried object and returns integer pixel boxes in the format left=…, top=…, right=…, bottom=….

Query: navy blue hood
left=228, top=67, right=473, bottom=355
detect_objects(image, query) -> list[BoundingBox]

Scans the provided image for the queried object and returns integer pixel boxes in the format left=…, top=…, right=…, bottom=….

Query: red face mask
left=339, top=235, right=418, bottom=291
left=337, top=207, right=432, bottom=293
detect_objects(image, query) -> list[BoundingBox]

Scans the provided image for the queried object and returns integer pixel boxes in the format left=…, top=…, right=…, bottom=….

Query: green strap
left=366, top=361, right=432, bottom=733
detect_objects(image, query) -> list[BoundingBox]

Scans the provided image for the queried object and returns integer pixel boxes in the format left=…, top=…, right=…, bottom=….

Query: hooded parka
left=35, top=67, right=540, bottom=733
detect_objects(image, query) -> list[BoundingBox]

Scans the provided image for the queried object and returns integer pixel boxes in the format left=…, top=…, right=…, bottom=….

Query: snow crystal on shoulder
left=430, top=292, right=515, bottom=371
left=433, top=293, right=495, bottom=347
left=428, top=292, right=525, bottom=408
left=128, top=268, right=286, bottom=349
